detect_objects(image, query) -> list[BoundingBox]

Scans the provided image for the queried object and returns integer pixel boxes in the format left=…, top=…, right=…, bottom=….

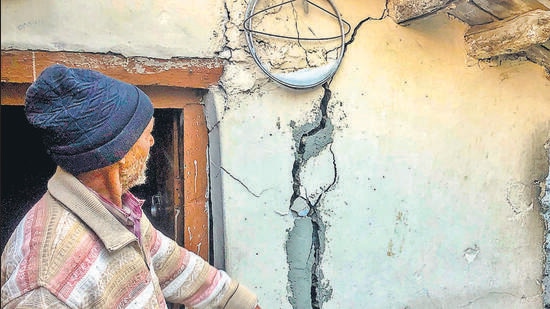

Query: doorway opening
left=0, top=106, right=182, bottom=250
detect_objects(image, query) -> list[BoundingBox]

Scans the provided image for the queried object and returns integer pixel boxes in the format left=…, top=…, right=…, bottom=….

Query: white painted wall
left=2, top=1, right=549, bottom=308
left=1, top=0, right=226, bottom=58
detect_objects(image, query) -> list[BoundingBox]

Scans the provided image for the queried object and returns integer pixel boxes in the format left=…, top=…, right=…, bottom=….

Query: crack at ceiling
left=343, top=2, right=388, bottom=55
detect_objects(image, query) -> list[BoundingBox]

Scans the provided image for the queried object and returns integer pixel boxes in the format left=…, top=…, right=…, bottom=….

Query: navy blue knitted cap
left=25, top=64, right=154, bottom=175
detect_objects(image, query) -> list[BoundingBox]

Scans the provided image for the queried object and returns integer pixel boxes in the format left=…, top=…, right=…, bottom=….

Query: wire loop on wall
left=243, top=0, right=348, bottom=89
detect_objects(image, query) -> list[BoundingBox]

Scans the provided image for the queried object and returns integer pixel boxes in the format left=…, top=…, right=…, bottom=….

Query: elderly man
left=1, top=64, right=260, bottom=309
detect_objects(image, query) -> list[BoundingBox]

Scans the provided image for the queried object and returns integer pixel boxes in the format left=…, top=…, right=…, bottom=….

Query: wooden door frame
left=1, top=50, right=220, bottom=261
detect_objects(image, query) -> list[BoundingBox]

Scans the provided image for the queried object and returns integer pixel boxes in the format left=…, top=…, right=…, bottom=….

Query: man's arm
left=141, top=217, right=258, bottom=308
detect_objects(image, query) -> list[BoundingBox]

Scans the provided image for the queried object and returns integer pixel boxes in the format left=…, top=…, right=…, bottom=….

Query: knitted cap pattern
left=25, top=64, right=154, bottom=175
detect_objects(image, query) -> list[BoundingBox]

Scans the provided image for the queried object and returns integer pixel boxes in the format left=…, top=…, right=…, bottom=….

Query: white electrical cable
left=243, top=0, right=347, bottom=89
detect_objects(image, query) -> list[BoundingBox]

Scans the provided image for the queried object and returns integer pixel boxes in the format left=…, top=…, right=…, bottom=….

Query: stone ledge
left=387, top=0, right=453, bottom=24
left=464, top=9, right=550, bottom=59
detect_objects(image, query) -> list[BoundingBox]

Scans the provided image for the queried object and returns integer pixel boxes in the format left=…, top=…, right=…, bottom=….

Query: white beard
left=120, top=152, right=150, bottom=192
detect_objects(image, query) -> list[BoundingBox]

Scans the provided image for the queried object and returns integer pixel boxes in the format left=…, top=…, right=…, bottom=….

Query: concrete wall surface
left=2, top=0, right=550, bottom=308
left=0, top=0, right=226, bottom=58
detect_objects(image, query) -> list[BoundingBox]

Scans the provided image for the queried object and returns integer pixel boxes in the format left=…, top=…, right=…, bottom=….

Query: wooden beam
left=1, top=83, right=203, bottom=108
left=1, top=50, right=224, bottom=89
left=523, top=44, right=550, bottom=71
left=465, top=9, right=550, bottom=59
left=0, top=83, right=30, bottom=106
left=472, top=0, right=548, bottom=19
left=183, top=104, right=209, bottom=261
left=446, top=0, right=496, bottom=26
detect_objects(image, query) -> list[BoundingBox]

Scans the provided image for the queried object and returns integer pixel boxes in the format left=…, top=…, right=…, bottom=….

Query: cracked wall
left=220, top=1, right=549, bottom=307
left=286, top=84, right=335, bottom=308
left=218, top=1, right=550, bottom=307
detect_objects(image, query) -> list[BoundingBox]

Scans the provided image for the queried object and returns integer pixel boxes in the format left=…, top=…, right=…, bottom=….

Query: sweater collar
left=92, top=189, right=144, bottom=243
left=47, top=167, right=138, bottom=251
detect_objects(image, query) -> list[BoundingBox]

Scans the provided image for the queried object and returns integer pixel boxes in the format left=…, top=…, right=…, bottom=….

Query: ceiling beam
left=464, top=9, right=550, bottom=59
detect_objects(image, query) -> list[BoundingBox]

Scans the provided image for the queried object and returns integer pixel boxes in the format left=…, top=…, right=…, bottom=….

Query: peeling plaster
left=506, top=180, right=536, bottom=223
left=540, top=139, right=550, bottom=307
left=463, top=244, right=480, bottom=264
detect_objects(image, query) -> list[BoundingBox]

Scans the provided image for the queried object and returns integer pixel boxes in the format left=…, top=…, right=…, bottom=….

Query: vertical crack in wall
left=289, top=1, right=314, bottom=68
left=287, top=83, right=335, bottom=309
left=285, top=6, right=388, bottom=308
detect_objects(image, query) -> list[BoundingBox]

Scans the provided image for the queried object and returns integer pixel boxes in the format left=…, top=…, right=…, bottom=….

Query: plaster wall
left=2, top=1, right=550, bottom=308
left=218, top=1, right=550, bottom=308
left=1, top=0, right=226, bottom=58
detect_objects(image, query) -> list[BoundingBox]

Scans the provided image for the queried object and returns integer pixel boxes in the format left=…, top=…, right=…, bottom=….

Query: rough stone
left=387, top=0, right=454, bottom=24
left=465, top=9, right=550, bottom=59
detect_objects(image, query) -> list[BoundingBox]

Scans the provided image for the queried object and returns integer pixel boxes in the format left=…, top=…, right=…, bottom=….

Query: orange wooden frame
left=1, top=50, right=219, bottom=261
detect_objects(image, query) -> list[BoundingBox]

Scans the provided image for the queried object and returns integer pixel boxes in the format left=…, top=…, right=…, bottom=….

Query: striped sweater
left=1, top=168, right=257, bottom=308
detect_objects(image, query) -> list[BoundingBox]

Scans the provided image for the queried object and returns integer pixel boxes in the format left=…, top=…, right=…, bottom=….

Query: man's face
left=120, top=118, right=155, bottom=192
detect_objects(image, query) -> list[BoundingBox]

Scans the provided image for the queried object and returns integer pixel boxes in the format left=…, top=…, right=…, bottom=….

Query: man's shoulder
left=2, top=193, right=100, bottom=275
left=23, top=193, right=87, bottom=237
left=1, top=193, right=107, bottom=302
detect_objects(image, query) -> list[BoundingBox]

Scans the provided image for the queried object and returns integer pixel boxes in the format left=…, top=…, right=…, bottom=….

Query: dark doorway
left=1, top=105, right=55, bottom=250
left=0, top=106, right=180, bottom=251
